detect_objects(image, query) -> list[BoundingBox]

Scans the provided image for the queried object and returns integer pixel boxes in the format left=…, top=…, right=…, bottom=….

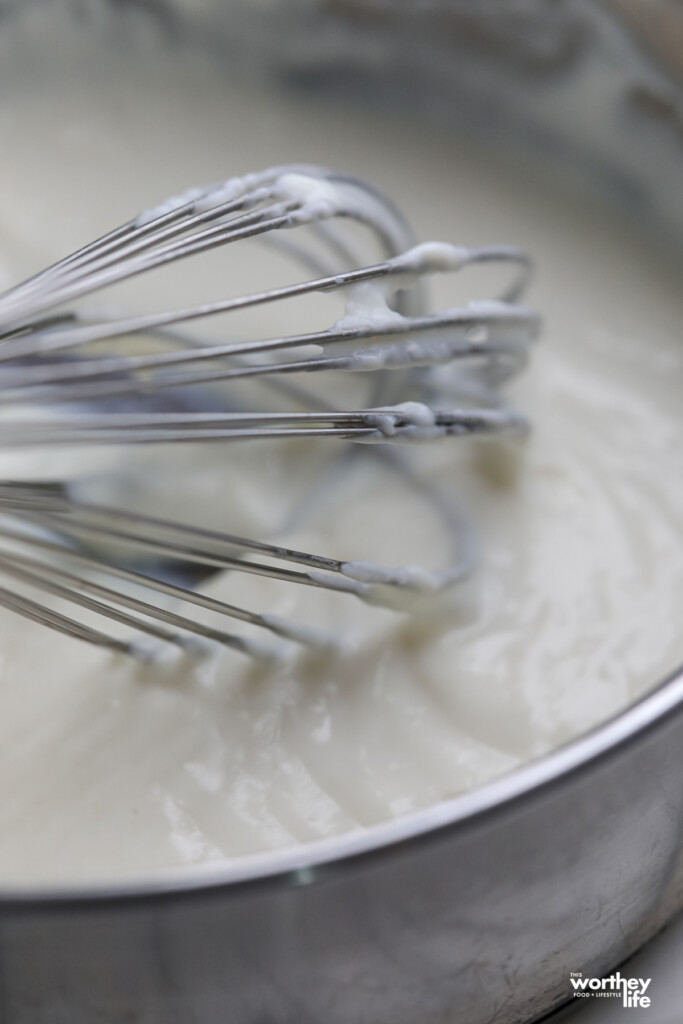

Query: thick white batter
left=0, top=9, right=683, bottom=885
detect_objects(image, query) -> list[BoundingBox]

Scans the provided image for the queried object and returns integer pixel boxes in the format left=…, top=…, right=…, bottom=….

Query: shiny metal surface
left=1, top=2, right=683, bottom=1022
left=3, top=672, right=683, bottom=1023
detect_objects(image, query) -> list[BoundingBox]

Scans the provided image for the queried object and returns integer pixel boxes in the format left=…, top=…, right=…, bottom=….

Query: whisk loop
left=0, top=477, right=472, bottom=661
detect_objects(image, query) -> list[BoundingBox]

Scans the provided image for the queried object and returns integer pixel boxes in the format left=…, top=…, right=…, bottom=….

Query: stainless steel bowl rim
left=3, top=660, right=683, bottom=911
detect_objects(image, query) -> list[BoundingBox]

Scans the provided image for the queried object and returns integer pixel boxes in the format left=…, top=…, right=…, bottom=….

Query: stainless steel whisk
left=0, top=164, right=539, bottom=659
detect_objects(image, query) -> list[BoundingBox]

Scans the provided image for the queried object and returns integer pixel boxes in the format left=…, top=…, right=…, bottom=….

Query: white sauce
left=0, top=9, right=683, bottom=886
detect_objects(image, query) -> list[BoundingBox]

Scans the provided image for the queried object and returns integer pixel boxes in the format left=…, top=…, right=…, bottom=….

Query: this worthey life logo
left=570, top=971, right=652, bottom=1009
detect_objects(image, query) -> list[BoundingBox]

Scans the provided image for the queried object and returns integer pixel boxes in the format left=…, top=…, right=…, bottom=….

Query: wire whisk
left=0, top=164, right=539, bottom=658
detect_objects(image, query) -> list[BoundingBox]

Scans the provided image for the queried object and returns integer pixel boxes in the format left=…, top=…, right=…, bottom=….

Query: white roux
left=0, top=10, right=682, bottom=885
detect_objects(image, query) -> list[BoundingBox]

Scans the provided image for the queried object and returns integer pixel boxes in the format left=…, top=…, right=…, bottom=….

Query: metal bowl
left=1, top=3, right=683, bottom=1022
